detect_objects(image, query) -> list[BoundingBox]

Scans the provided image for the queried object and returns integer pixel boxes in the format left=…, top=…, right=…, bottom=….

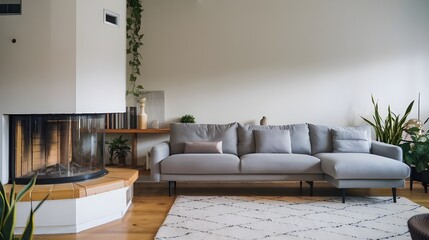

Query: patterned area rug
left=155, top=196, right=429, bottom=240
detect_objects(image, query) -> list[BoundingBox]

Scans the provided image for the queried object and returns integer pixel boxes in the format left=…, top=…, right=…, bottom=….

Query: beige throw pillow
left=184, top=141, right=223, bottom=154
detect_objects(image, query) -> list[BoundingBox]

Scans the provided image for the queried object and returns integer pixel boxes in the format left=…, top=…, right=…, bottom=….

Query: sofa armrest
left=150, top=141, right=170, bottom=182
left=371, top=141, right=403, bottom=161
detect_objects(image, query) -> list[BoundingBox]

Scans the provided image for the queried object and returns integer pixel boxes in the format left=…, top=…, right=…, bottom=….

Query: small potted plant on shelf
left=105, top=135, right=131, bottom=167
left=180, top=114, right=196, bottom=123
left=400, top=118, right=429, bottom=193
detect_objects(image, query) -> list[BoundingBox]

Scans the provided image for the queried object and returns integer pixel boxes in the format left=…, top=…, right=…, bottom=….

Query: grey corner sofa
left=151, top=122, right=410, bottom=203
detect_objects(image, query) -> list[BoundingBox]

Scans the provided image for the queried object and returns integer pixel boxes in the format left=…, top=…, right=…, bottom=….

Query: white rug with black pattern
left=155, top=195, right=429, bottom=240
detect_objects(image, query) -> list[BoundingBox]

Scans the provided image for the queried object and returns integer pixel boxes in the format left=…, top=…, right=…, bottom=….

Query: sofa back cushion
left=170, top=123, right=238, bottom=155
left=238, top=123, right=311, bottom=156
left=332, top=129, right=371, bottom=153
left=254, top=129, right=292, bottom=153
left=308, top=124, right=333, bottom=154
left=309, top=124, right=372, bottom=154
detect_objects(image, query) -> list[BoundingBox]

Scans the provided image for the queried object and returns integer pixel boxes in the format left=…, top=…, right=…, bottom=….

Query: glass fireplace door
left=10, top=114, right=107, bottom=184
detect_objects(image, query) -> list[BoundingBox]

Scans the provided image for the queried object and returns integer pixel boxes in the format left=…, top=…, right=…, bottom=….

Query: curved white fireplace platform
left=9, top=168, right=138, bottom=234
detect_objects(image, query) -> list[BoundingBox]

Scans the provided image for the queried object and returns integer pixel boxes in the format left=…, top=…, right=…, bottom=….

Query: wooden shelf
left=104, top=128, right=170, bottom=167
left=103, top=128, right=170, bottom=134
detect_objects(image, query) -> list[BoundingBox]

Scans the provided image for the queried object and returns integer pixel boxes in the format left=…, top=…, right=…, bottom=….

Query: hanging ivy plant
left=126, top=0, right=144, bottom=97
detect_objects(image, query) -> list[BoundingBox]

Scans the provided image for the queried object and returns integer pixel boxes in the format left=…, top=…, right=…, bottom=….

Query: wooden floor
left=35, top=181, right=429, bottom=240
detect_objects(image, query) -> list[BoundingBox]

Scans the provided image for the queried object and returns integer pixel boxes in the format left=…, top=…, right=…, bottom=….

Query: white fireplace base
left=15, top=185, right=133, bottom=234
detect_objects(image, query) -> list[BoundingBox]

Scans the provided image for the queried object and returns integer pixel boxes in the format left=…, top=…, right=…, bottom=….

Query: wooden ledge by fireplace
left=5, top=168, right=138, bottom=201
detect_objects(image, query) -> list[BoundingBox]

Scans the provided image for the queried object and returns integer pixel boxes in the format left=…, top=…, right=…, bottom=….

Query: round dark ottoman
left=408, top=213, right=429, bottom=240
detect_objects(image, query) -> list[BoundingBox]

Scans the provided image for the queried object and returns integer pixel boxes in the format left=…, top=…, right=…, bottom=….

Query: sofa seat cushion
left=240, top=153, right=322, bottom=174
left=161, top=154, right=240, bottom=174
left=316, top=153, right=410, bottom=180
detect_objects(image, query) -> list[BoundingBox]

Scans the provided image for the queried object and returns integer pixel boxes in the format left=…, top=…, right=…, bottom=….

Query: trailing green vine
left=126, top=0, right=144, bottom=97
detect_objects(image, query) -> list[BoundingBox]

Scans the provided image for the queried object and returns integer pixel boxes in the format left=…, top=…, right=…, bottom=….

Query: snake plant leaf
left=0, top=174, right=39, bottom=240
left=15, top=175, right=37, bottom=204
left=0, top=193, right=5, bottom=228
left=0, top=183, right=10, bottom=230
left=2, top=204, right=16, bottom=240
left=361, top=96, right=414, bottom=145
left=9, top=183, right=15, bottom=208
left=20, top=194, right=49, bottom=240
left=2, top=182, right=15, bottom=240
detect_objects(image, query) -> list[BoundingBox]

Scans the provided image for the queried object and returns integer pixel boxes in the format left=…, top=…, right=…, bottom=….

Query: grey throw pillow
left=332, top=129, right=370, bottom=153
left=254, top=129, right=292, bottom=153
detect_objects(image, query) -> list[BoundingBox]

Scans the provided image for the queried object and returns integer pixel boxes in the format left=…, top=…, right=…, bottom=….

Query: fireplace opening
left=9, top=114, right=107, bottom=184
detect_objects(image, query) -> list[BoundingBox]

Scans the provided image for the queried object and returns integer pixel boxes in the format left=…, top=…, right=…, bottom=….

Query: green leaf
left=2, top=204, right=16, bottom=240
left=9, top=182, right=15, bottom=207
left=0, top=192, right=6, bottom=228
left=15, top=175, right=37, bottom=204
left=20, top=194, right=49, bottom=240
left=126, top=0, right=144, bottom=97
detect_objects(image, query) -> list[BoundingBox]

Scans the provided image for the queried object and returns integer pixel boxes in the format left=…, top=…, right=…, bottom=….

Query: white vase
left=138, top=97, right=148, bottom=129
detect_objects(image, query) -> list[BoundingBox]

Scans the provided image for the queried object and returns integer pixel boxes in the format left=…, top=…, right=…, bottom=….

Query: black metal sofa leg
left=168, top=181, right=176, bottom=196
left=341, top=189, right=346, bottom=203
left=305, top=181, right=314, bottom=196
left=392, top=188, right=397, bottom=203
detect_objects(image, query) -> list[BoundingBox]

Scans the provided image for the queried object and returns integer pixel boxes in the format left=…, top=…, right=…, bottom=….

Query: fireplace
left=9, top=114, right=107, bottom=184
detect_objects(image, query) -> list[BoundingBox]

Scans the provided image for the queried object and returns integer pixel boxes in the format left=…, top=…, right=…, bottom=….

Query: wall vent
left=0, top=0, right=21, bottom=15
left=104, top=9, right=119, bottom=27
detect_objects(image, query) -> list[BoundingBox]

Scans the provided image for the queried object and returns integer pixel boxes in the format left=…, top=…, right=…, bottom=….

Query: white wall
left=76, top=0, right=126, bottom=113
left=0, top=0, right=126, bottom=114
left=140, top=0, right=429, bottom=126
left=0, top=0, right=76, bottom=114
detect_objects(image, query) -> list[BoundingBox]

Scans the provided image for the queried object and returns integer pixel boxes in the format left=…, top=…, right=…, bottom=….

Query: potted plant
left=361, top=95, right=414, bottom=145
left=105, top=135, right=131, bottom=167
left=400, top=118, right=429, bottom=193
left=180, top=114, right=195, bottom=123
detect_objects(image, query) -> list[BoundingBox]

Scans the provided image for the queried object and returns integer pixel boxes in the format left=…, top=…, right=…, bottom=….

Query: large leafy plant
left=361, top=96, right=414, bottom=145
left=400, top=119, right=429, bottom=173
left=126, top=0, right=144, bottom=98
left=1, top=175, right=48, bottom=240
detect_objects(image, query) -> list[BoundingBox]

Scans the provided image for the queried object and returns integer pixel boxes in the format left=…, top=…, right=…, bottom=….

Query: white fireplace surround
left=0, top=0, right=128, bottom=234
left=16, top=186, right=132, bottom=234
left=0, top=115, right=9, bottom=183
